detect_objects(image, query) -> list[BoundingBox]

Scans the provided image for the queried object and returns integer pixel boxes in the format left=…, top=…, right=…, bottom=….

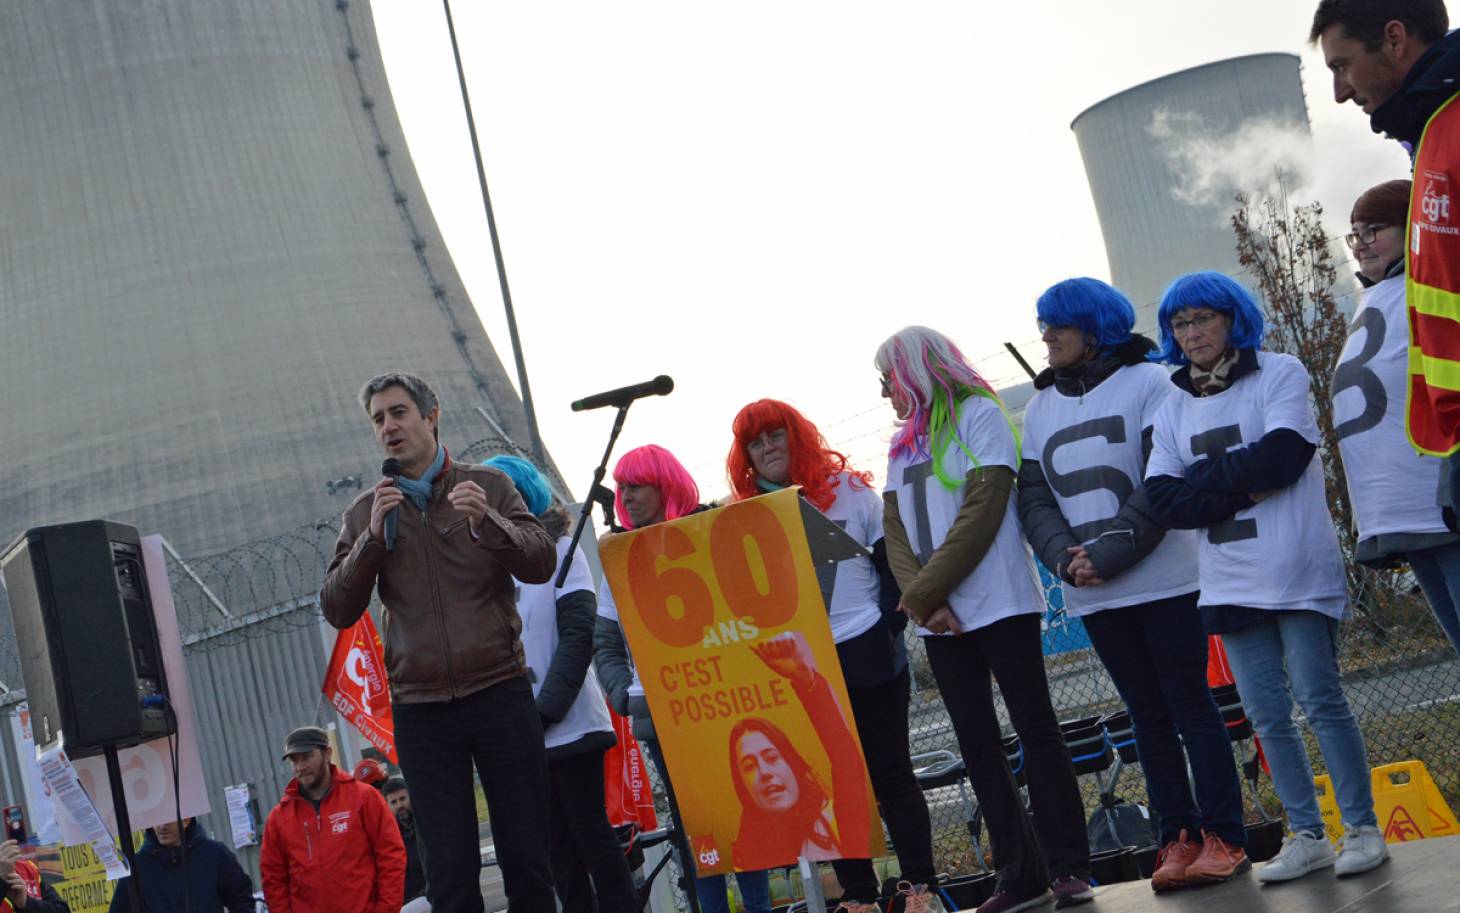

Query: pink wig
left=612, top=444, right=701, bottom=529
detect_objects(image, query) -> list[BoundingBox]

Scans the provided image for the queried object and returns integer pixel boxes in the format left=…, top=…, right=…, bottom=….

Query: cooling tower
left=0, top=0, right=552, bottom=555
left=1071, top=54, right=1311, bottom=330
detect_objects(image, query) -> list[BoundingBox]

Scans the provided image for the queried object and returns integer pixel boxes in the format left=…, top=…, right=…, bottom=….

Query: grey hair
left=359, top=372, right=440, bottom=420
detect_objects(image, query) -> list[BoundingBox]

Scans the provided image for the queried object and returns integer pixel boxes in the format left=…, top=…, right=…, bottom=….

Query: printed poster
left=599, top=488, right=884, bottom=875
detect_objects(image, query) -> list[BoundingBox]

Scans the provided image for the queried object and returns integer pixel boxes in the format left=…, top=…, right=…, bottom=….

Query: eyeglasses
left=1169, top=311, right=1224, bottom=337
left=879, top=374, right=893, bottom=395
left=1345, top=224, right=1390, bottom=249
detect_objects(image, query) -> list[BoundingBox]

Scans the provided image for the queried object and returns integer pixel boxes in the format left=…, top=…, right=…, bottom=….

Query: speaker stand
left=105, top=745, right=146, bottom=913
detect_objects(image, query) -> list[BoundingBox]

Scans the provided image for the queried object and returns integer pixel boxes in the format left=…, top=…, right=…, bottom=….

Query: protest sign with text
left=599, top=488, right=883, bottom=875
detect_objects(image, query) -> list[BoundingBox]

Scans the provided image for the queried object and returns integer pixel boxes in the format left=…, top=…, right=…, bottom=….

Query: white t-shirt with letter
left=1021, top=363, right=1199, bottom=616
left=1146, top=351, right=1347, bottom=619
left=885, top=395, right=1044, bottom=636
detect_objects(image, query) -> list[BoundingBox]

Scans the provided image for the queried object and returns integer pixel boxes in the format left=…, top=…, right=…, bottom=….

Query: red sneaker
left=1150, top=829, right=1203, bottom=893
left=1184, top=830, right=1251, bottom=884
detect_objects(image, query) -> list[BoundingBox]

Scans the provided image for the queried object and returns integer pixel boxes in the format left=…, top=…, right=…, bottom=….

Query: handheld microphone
left=381, top=458, right=402, bottom=552
left=570, top=375, right=674, bottom=412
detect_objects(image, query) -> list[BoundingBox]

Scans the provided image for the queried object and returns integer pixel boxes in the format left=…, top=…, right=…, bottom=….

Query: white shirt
left=595, top=574, right=644, bottom=699
left=1021, top=363, right=1199, bottom=616
left=519, top=538, right=614, bottom=749
left=1334, top=275, right=1450, bottom=541
left=815, top=472, right=886, bottom=644
left=1146, top=351, right=1348, bottom=619
left=885, top=395, right=1044, bottom=635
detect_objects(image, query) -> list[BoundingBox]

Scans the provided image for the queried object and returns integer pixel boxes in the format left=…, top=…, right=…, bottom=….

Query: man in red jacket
left=260, top=726, right=407, bottom=913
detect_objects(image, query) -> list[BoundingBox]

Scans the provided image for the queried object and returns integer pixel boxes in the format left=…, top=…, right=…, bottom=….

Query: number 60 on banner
left=619, top=497, right=807, bottom=649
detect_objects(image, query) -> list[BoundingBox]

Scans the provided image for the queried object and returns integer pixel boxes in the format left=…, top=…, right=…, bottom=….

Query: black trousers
left=923, top=614, right=1090, bottom=894
left=549, top=746, right=641, bottom=913
left=394, top=676, right=556, bottom=913
left=831, top=667, right=937, bottom=900
left=1081, top=593, right=1246, bottom=845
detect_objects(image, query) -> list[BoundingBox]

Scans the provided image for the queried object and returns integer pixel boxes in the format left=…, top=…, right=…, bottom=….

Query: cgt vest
left=1406, top=89, right=1460, bottom=456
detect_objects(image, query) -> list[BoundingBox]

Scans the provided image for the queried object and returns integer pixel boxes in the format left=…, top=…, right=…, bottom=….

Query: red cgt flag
left=323, top=613, right=398, bottom=764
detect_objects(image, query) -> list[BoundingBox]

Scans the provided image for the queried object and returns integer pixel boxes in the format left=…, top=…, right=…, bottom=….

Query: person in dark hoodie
left=1335, top=180, right=1460, bottom=659
left=1311, top=1, right=1460, bottom=496
left=484, top=455, right=638, bottom=913
left=1017, top=278, right=1247, bottom=894
left=106, top=818, right=254, bottom=913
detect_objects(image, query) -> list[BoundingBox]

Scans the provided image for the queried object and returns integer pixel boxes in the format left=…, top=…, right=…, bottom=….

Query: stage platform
left=1033, top=836, right=1460, bottom=913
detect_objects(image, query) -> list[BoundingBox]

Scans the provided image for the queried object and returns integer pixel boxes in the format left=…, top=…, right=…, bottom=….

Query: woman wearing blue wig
left=483, top=455, right=640, bottom=913
left=1142, top=272, right=1387, bottom=883
left=1016, top=278, right=1248, bottom=893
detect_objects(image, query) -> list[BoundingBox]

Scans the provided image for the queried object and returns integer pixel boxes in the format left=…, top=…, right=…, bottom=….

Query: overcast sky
left=367, top=1, right=1411, bottom=513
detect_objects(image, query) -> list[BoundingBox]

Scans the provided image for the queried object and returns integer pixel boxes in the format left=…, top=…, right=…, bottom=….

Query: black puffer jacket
left=1017, top=335, right=1169, bottom=583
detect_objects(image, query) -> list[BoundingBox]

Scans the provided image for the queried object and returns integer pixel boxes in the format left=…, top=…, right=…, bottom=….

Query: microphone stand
left=557, top=403, right=631, bottom=588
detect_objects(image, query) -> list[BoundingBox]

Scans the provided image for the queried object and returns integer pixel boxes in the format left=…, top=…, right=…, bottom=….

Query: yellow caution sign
left=1316, top=760, right=1459, bottom=845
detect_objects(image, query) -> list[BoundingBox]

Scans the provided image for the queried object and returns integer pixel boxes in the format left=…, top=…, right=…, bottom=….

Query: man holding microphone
left=322, top=372, right=558, bottom=913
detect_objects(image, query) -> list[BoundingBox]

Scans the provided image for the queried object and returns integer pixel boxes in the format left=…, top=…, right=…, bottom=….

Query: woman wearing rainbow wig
left=875, top=327, right=1092, bottom=913
left=1143, top=272, right=1386, bottom=882
left=590, top=444, right=773, bottom=913
left=1017, top=278, right=1247, bottom=893
left=728, top=400, right=940, bottom=913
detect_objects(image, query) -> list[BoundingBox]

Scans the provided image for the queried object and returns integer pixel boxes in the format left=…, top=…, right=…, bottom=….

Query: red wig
left=612, top=444, right=701, bottom=530
left=727, top=399, right=873, bottom=512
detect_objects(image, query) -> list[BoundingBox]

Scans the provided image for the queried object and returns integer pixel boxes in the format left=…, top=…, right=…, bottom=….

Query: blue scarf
left=398, top=445, right=445, bottom=512
left=756, top=477, right=786, bottom=493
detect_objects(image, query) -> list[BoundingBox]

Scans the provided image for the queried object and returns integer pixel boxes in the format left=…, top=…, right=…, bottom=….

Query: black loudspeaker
left=1, top=520, right=176, bottom=758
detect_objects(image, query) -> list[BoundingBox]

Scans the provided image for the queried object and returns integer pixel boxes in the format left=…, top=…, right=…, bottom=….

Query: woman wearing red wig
left=728, top=400, right=939, bottom=913
left=592, top=444, right=773, bottom=913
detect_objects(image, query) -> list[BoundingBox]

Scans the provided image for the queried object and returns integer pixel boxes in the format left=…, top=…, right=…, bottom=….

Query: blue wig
left=1150, top=271, right=1265, bottom=366
left=1035, top=278, right=1136, bottom=351
left=484, top=455, right=552, bottom=516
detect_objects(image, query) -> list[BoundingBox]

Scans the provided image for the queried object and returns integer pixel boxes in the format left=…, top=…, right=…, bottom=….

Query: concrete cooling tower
left=1071, top=53, right=1311, bottom=332
left=0, top=0, right=552, bottom=555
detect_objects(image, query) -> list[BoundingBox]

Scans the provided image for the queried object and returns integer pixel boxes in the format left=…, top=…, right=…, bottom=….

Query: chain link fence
left=0, top=504, right=1456, bottom=891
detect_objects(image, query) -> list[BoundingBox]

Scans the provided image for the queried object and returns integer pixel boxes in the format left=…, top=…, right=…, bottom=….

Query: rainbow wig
left=1150, top=270, right=1265, bottom=366
left=875, top=326, right=1014, bottom=490
left=1036, top=278, right=1137, bottom=351
left=727, top=399, right=873, bottom=512
left=611, top=444, right=700, bottom=530
left=483, top=455, right=551, bottom=516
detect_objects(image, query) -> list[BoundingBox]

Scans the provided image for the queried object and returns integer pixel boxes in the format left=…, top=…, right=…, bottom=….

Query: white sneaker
left=1257, top=831, right=1337, bottom=883
left=1335, top=823, right=1390, bottom=876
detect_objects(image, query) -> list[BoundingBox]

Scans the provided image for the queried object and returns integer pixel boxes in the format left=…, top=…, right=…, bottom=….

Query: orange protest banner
left=599, top=488, right=885, bottom=875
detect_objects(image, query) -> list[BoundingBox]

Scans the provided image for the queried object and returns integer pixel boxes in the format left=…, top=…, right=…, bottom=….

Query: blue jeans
left=1083, top=593, right=1245, bottom=845
left=1405, top=541, right=1460, bottom=658
left=1221, top=611, right=1377, bottom=835
left=696, top=871, right=771, bottom=913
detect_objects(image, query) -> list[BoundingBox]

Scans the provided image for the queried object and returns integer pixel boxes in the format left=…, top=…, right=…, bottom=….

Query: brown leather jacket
left=321, top=459, right=557, bottom=704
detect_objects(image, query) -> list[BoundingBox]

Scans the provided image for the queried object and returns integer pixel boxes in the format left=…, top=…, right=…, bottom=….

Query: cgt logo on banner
left=323, top=613, right=397, bottom=763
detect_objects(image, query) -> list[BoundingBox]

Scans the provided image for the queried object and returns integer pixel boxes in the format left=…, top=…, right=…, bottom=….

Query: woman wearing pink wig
left=592, top=444, right=773, bottom=913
